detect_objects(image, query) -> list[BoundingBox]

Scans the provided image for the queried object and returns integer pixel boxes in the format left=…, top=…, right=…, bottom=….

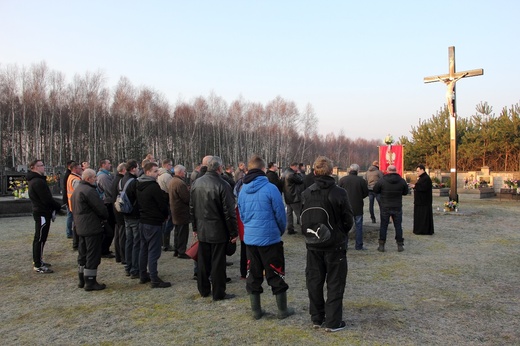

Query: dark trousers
left=173, top=223, right=189, bottom=255
left=72, top=223, right=79, bottom=249
left=246, top=242, right=289, bottom=295
left=101, top=203, right=115, bottom=254
left=77, top=233, right=103, bottom=270
left=65, top=207, right=73, bottom=237
left=306, top=249, right=347, bottom=328
left=139, top=223, right=163, bottom=280
left=198, top=241, right=227, bottom=300
left=124, top=218, right=140, bottom=275
left=32, top=213, right=52, bottom=268
left=240, top=240, right=247, bottom=278
left=368, top=191, right=381, bottom=220
left=286, top=201, right=302, bottom=231
left=114, top=221, right=126, bottom=262
left=379, top=207, right=404, bottom=243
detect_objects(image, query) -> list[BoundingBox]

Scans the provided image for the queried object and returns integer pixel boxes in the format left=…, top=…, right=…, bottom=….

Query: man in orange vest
left=67, top=162, right=83, bottom=250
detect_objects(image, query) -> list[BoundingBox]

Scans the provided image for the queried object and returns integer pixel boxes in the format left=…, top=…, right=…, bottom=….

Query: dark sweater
left=136, top=176, right=169, bottom=225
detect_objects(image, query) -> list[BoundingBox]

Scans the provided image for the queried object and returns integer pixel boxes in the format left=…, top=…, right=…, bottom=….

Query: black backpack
left=301, top=184, right=341, bottom=248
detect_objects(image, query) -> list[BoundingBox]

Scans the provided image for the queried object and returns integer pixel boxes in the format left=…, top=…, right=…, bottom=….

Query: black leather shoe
left=139, top=277, right=151, bottom=284
left=213, top=293, right=236, bottom=301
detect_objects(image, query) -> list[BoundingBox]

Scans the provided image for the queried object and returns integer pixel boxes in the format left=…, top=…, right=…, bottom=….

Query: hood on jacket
left=242, top=173, right=269, bottom=194
left=26, top=171, right=44, bottom=182
left=158, top=167, right=169, bottom=175
left=383, top=173, right=403, bottom=184
left=243, top=169, right=265, bottom=184
left=137, top=175, right=157, bottom=191
left=367, top=165, right=379, bottom=172
left=313, top=175, right=336, bottom=190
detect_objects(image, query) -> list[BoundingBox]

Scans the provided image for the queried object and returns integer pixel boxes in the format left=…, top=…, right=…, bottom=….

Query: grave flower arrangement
left=444, top=200, right=458, bottom=211
left=504, top=179, right=518, bottom=189
left=10, top=180, right=29, bottom=199
left=46, top=175, right=58, bottom=186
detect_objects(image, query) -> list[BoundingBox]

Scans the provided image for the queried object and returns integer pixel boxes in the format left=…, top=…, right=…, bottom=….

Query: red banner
left=379, top=145, right=404, bottom=176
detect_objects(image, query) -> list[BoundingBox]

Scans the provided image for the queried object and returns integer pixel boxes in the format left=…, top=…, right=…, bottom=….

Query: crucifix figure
left=424, top=46, right=483, bottom=202
left=439, top=72, right=467, bottom=117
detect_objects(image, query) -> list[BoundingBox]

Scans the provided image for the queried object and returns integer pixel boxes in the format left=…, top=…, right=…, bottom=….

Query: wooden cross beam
left=424, top=46, right=483, bottom=203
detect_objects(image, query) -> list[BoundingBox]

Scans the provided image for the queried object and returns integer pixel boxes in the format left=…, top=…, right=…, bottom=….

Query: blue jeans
left=139, top=223, right=163, bottom=281
left=65, top=207, right=73, bottom=237
left=354, top=215, right=364, bottom=249
left=162, top=214, right=174, bottom=235
left=379, top=207, right=404, bottom=243
left=368, top=191, right=381, bottom=220
left=124, top=218, right=140, bottom=275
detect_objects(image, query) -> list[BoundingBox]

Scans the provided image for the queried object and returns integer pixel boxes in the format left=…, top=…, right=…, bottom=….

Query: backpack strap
left=121, top=178, right=134, bottom=193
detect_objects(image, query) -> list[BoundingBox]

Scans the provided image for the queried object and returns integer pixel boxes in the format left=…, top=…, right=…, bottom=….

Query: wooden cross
left=424, top=46, right=483, bottom=202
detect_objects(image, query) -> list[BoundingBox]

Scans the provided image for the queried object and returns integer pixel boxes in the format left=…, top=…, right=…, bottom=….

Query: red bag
left=186, top=240, right=199, bottom=261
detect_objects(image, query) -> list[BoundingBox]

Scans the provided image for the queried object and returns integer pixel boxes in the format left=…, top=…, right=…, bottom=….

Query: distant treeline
left=1, top=62, right=517, bottom=173
left=0, top=62, right=379, bottom=171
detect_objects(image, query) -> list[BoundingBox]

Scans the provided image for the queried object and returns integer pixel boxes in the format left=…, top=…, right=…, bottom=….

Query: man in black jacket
left=137, top=162, right=171, bottom=288
left=266, top=162, right=283, bottom=193
left=373, top=165, right=409, bottom=252
left=283, top=162, right=304, bottom=234
left=28, top=159, right=63, bottom=274
left=190, top=156, right=238, bottom=300
left=339, top=164, right=369, bottom=250
left=71, top=169, right=109, bottom=291
left=301, top=156, right=353, bottom=332
left=122, top=159, right=140, bottom=278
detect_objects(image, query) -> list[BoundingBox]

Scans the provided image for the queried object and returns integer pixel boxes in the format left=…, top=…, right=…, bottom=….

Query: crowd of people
left=26, top=154, right=434, bottom=332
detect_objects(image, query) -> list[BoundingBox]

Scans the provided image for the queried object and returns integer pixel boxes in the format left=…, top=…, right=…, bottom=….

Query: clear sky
left=1, top=1, right=518, bottom=141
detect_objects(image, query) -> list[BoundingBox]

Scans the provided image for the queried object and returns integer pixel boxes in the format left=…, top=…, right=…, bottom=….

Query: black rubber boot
left=377, top=240, right=385, bottom=252
left=78, top=266, right=85, bottom=288
left=250, top=293, right=265, bottom=320
left=275, top=292, right=294, bottom=319
left=84, top=269, right=106, bottom=291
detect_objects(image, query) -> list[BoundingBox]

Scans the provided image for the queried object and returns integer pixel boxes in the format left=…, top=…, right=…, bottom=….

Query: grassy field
left=1, top=194, right=519, bottom=345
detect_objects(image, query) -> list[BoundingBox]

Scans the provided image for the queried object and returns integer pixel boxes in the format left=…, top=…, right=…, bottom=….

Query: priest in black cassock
left=411, top=165, right=434, bottom=235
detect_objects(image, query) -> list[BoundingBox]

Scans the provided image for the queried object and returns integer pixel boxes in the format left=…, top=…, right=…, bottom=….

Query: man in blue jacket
left=238, top=155, right=294, bottom=320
